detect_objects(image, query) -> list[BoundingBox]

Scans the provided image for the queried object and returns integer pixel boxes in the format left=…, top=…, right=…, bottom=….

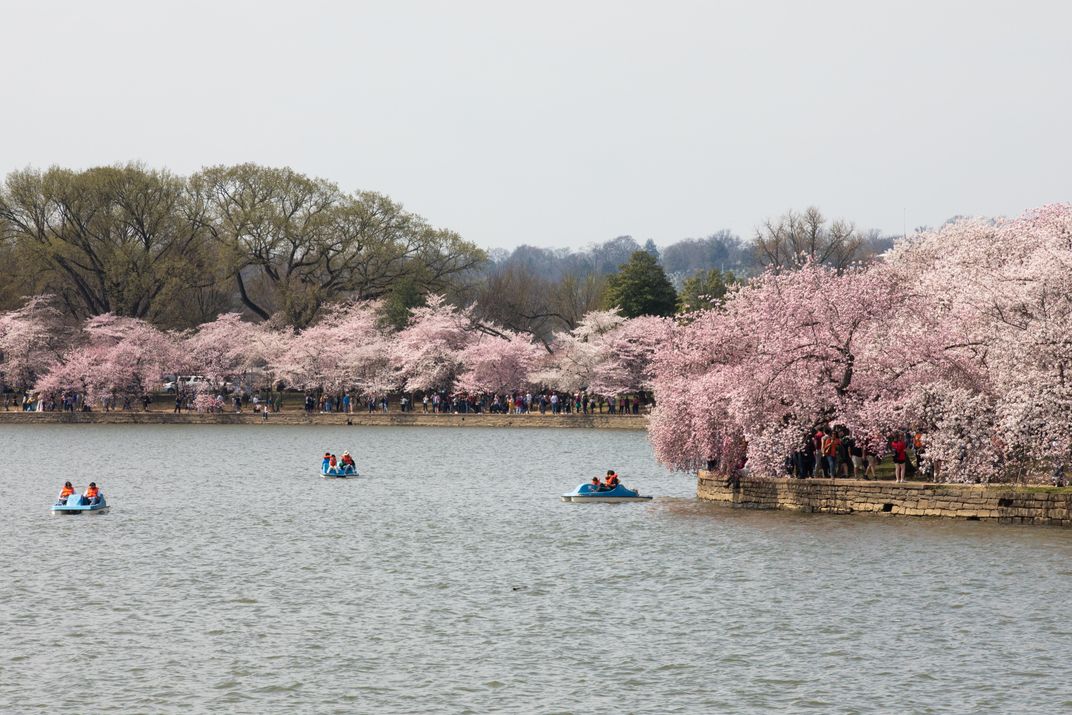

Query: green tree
left=603, top=250, right=678, bottom=317
left=192, top=164, right=486, bottom=327
left=0, top=164, right=217, bottom=327
left=381, top=274, right=424, bottom=330
left=678, top=268, right=736, bottom=312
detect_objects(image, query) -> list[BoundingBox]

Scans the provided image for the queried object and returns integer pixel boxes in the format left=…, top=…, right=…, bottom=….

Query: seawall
left=697, top=472, right=1072, bottom=526
left=0, top=411, right=648, bottom=430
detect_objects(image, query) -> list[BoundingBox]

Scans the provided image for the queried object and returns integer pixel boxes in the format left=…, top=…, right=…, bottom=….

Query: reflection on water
left=1, top=425, right=1070, bottom=713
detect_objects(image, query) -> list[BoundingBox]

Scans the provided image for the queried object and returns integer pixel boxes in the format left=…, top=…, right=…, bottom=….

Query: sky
left=1, top=0, right=1069, bottom=250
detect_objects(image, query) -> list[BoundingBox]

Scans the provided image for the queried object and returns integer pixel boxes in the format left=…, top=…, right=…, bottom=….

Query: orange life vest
left=329, top=456, right=337, bottom=466
left=85, top=485, right=99, bottom=498
left=60, top=485, right=74, bottom=497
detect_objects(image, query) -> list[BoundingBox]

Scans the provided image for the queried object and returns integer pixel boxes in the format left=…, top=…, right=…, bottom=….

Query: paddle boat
left=321, top=451, right=359, bottom=478
left=320, top=464, right=359, bottom=478
left=51, top=493, right=109, bottom=515
left=561, top=482, right=653, bottom=503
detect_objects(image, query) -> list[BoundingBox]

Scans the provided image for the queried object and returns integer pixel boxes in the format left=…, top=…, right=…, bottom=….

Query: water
left=1, top=424, right=1071, bottom=713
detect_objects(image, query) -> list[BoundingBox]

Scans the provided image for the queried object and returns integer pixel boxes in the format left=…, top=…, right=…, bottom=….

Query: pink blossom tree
left=456, top=330, right=543, bottom=394
left=182, top=313, right=263, bottom=390
left=881, top=203, right=1072, bottom=482
left=271, top=301, right=393, bottom=397
left=589, top=315, right=673, bottom=396
left=530, top=309, right=625, bottom=392
left=0, top=295, right=72, bottom=398
left=649, top=262, right=908, bottom=475
left=391, top=295, right=476, bottom=393
left=650, top=204, right=1072, bottom=484
left=34, top=314, right=185, bottom=406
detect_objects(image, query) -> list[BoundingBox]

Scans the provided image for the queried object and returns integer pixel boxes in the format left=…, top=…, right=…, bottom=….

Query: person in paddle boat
left=322, top=452, right=331, bottom=473
left=57, top=481, right=75, bottom=504
left=340, top=451, right=356, bottom=475
left=84, top=482, right=101, bottom=505
left=594, top=471, right=619, bottom=491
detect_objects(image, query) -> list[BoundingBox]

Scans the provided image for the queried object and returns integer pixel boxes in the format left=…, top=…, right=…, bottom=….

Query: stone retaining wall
left=0, top=411, right=647, bottom=430
left=697, top=472, right=1072, bottom=526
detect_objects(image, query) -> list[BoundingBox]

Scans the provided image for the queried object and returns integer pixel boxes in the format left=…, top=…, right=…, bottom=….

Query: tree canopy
left=678, top=268, right=736, bottom=312
left=603, top=250, right=678, bottom=318
left=0, top=163, right=486, bottom=329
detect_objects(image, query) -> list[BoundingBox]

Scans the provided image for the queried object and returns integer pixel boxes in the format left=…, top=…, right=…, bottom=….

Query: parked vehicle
left=163, top=375, right=208, bottom=393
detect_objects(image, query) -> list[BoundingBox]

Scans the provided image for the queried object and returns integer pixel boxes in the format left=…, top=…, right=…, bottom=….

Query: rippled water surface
left=2, top=424, right=1071, bottom=713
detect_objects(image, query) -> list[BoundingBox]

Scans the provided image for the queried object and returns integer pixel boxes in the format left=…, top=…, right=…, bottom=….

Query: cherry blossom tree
left=271, top=301, right=393, bottom=396
left=883, top=203, right=1072, bottom=482
left=650, top=262, right=908, bottom=475
left=530, top=309, right=625, bottom=392
left=588, top=315, right=673, bottom=396
left=34, top=314, right=185, bottom=405
left=456, top=330, right=543, bottom=394
left=182, top=313, right=262, bottom=390
left=391, top=295, right=476, bottom=393
left=650, top=204, right=1072, bottom=484
left=0, top=295, right=72, bottom=397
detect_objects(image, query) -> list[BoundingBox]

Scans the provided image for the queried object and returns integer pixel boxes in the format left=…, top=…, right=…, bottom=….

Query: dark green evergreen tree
left=678, top=268, right=736, bottom=312
left=604, top=250, right=678, bottom=317
left=381, top=275, right=425, bottom=330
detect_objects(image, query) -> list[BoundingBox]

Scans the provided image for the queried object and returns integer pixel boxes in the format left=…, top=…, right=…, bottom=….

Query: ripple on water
left=2, top=424, right=1072, bottom=713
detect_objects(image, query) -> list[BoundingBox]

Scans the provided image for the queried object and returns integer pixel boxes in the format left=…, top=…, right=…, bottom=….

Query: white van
left=163, top=375, right=209, bottom=393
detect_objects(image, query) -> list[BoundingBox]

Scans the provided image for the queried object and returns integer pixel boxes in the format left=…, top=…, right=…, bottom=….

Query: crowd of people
left=785, top=427, right=930, bottom=482
left=7, top=384, right=653, bottom=419
left=300, top=389, right=652, bottom=416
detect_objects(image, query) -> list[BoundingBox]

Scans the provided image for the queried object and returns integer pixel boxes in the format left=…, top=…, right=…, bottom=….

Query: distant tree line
left=0, top=163, right=486, bottom=330
left=0, top=162, right=899, bottom=345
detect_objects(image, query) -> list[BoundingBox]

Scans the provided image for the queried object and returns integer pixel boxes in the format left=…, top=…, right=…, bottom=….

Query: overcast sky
left=2, top=1, right=1069, bottom=250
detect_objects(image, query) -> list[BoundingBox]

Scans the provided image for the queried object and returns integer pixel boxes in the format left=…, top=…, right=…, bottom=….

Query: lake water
left=1, top=424, right=1071, bottom=713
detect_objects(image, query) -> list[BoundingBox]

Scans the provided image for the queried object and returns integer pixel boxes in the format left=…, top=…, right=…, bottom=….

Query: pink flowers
left=10, top=202, right=1072, bottom=485
left=649, top=203, right=1072, bottom=484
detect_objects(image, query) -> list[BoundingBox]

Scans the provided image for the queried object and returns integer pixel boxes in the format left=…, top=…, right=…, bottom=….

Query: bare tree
left=752, top=206, right=865, bottom=272
left=470, top=267, right=605, bottom=349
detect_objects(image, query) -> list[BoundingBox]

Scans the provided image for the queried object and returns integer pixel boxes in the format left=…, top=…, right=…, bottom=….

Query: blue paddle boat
left=561, top=483, right=653, bottom=503
left=320, top=465, right=358, bottom=478
left=51, top=493, right=109, bottom=515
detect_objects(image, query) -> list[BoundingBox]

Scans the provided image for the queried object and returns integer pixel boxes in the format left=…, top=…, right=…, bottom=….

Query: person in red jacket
left=889, top=435, right=908, bottom=482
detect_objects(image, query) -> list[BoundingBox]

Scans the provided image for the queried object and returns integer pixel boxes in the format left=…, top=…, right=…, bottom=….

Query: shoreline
left=697, top=472, right=1072, bottom=526
left=0, top=411, right=648, bottom=430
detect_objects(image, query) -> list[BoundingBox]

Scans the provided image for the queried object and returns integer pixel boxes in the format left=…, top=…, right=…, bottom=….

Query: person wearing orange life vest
left=58, top=481, right=75, bottom=504
left=605, top=470, right=620, bottom=488
left=84, top=482, right=101, bottom=505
